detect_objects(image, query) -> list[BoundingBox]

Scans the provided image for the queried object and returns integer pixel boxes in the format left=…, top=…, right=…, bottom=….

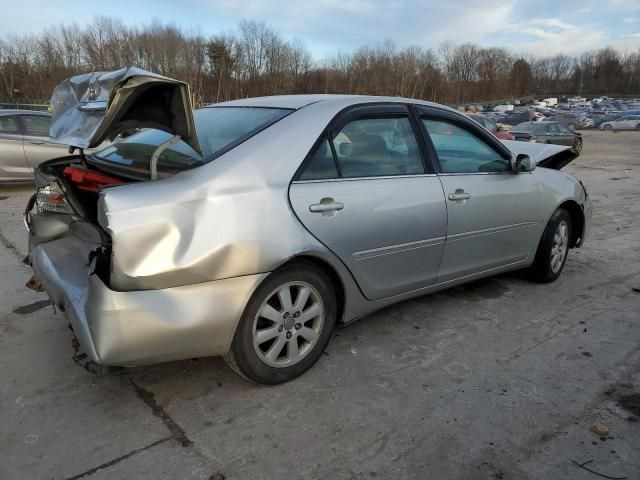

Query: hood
left=501, top=140, right=579, bottom=170
left=49, top=67, right=200, bottom=154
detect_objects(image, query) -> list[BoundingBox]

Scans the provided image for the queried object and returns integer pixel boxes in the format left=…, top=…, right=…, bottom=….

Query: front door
left=289, top=106, right=447, bottom=300
left=418, top=112, right=541, bottom=283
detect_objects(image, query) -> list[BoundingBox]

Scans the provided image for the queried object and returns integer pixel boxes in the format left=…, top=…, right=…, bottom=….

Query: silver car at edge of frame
left=0, top=110, right=68, bottom=183
left=26, top=69, right=592, bottom=384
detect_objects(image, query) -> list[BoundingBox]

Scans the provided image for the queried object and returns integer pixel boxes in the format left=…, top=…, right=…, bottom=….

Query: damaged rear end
left=25, top=68, right=259, bottom=368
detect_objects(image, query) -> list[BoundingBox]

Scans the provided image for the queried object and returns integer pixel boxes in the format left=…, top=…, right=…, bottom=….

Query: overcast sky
left=2, top=0, right=639, bottom=58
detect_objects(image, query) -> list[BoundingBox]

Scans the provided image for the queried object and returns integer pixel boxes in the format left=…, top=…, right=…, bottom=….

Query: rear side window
left=298, top=115, right=425, bottom=180
left=422, top=118, right=510, bottom=174
left=545, top=123, right=560, bottom=133
left=299, top=138, right=338, bottom=180
left=21, top=115, right=51, bottom=136
left=0, top=116, right=19, bottom=134
left=332, top=116, right=424, bottom=178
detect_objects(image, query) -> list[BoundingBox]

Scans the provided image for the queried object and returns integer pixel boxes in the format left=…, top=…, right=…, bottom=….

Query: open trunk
left=27, top=68, right=201, bottom=287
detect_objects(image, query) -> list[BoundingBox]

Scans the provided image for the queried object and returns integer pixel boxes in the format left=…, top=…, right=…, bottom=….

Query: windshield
left=91, top=107, right=292, bottom=172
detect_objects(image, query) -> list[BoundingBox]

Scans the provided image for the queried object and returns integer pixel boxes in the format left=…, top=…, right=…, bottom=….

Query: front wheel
left=573, top=136, right=583, bottom=153
left=527, top=209, right=572, bottom=283
left=224, top=262, right=337, bottom=384
left=604, top=124, right=612, bottom=131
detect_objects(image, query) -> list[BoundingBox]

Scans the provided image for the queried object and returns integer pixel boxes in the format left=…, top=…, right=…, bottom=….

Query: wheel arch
left=277, top=254, right=346, bottom=323
left=557, top=200, right=585, bottom=248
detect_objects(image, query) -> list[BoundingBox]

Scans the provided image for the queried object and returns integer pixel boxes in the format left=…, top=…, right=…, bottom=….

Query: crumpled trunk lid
left=501, top=139, right=579, bottom=170
left=49, top=67, right=201, bottom=154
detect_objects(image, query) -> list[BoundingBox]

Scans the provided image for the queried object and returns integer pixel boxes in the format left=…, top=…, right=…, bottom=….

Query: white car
left=599, top=115, right=640, bottom=131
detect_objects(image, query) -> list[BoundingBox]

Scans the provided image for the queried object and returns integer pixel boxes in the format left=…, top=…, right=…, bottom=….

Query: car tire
left=527, top=208, right=572, bottom=283
left=224, top=262, right=337, bottom=384
left=604, top=124, right=612, bottom=131
left=573, top=137, right=583, bottom=153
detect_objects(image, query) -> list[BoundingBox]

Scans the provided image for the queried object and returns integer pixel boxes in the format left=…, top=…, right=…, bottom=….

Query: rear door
left=0, top=114, right=31, bottom=182
left=289, top=104, right=447, bottom=300
left=19, top=114, right=67, bottom=170
left=417, top=107, right=540, bottom=283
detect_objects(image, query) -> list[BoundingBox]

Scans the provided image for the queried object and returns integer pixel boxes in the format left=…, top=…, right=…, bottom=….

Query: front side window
left=92, top=107, right=291, bottom=172
left=21, top=115, right=51, bottom=136
left=331, top=116, right=424, bottom=178
left=422, top=118, right=510, bottom=174
left=0, top=116, right=19, bottom=134
left=545, top=123, right=560, bottom=134
left=557, top=124, right=573, bottom=134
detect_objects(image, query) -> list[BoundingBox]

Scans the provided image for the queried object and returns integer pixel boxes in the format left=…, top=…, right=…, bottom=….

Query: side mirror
left=497, top=125, right=504, bottom=131
left=512, top=154, right=536, bottom=173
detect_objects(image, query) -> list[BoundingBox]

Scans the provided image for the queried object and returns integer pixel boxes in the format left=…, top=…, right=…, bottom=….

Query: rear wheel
left=604, top=124, right=612, bottom=131
left=224, top=262, right=336, bottom=384
left=527, top=209, right=572, bottom=283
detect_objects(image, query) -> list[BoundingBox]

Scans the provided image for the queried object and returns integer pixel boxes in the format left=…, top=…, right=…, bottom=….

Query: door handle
left=309, top=198, right=344, bottom=216
left=447, top=190, right=471, bottom=202
left=28, top=141, right=44, bottom=145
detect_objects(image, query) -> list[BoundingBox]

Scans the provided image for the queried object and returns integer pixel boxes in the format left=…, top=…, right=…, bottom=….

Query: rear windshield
left=91, top=107, right=291, bottom=172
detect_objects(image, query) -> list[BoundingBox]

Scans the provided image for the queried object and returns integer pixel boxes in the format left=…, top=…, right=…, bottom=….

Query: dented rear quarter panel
left=102, top=99, right=357, bottom=292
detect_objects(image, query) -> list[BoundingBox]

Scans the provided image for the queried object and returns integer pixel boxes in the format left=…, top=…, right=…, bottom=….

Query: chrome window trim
left=291, top=173, right=438, bottom=184
left=437, top=171, right=524, bottom=176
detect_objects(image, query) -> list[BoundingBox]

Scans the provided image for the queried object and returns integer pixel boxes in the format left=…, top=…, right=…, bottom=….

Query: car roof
left=0, top=109, right=50, bottom=116
left=206, top=94, right=458, bottom=112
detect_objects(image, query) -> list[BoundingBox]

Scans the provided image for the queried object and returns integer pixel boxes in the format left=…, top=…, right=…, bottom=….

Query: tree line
left=1, top=17, right=639, bottom=107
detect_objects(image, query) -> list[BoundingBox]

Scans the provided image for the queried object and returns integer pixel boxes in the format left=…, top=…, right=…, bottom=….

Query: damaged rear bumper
left=30, top=236, right=266, bottom=366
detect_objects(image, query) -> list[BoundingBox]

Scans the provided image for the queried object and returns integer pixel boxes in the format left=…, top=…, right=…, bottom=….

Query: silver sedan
left=27, top=71, right=592, bottom=384
left=0, top=110, right=68, bottom=183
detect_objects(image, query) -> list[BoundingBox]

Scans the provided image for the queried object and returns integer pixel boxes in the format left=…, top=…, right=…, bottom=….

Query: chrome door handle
left=309, top=198, right=344, bottom=216
left=309, top=201, right=344, bottom=212
left=447, top=190, right=471, bottom=201
left=28, top=141, right=44, bottom=145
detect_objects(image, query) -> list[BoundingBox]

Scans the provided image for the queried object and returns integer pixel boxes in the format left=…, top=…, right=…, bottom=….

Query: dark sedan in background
left=467, top=114, right=514, bottom=140
left=510, top=121, right=583, bottom=153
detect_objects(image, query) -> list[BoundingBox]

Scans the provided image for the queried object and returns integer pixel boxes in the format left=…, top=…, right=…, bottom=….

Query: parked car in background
left=0, top=110, right=68, bottom=183
left=554, top=112, right=594, bottom=130
left=568, top=96, right=587, bottom=104
left=501, top=111, right=535, bottom=126
left=493, top=104, right=514, bottom=112
left=466, top=114, right=515, bottom=140
left=26, top=69, right=592, bottom=384
left=599, top=115, right=640, bottom=131
left=509, top=121, right=583, bottom=153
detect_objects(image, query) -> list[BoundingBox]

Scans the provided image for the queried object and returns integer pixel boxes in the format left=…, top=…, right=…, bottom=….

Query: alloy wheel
left=252, top=281, right=324, bottom=368
left=550, top=220, right=569, bottom=274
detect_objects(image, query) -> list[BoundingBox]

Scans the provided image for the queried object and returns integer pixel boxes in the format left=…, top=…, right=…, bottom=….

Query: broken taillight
left=36, top=183, right=73, bottom=214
